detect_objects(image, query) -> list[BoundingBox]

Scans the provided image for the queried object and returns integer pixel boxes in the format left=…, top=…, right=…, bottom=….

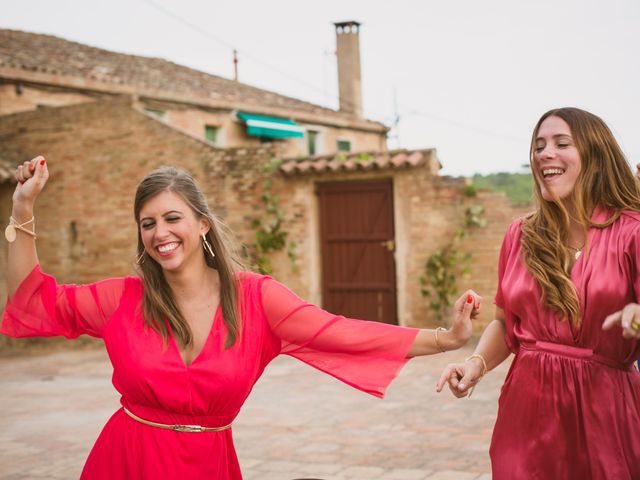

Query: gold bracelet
left=434, top=327, right=447, bottom=353
left=5, top=216, right=36, bottom=243
left=465, top=354, right=488, bottom=399
left=465, top=354, right=488, bottom=377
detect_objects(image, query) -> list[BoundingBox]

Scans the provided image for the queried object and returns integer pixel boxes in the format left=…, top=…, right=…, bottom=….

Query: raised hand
left=13, top=155, right=49, bottom=207
left=449, top=290, right=482, bottom=348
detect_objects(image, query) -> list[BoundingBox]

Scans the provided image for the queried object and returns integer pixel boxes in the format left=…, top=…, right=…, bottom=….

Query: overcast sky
left=3, top=0, right=639, bottom=176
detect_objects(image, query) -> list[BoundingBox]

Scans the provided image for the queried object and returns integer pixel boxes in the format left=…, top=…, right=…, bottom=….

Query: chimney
left=334, top=21, right=363, bottom=118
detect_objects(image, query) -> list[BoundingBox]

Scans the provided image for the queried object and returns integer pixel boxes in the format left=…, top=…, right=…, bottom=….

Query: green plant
left=420, top=204, right=486, bottom=322
left=463, top=184, right=477, bottom=197
left=465, top=204, right=487, bottom=228
left=249, top=158, right=298, bottom=274
left=471, top=172, right=534, bottom=204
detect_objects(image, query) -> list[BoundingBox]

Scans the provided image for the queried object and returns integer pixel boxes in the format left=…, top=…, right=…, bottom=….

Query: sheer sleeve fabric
left=1, top=265, right=126, bottom=339
left=260, top=277, right=418, bottom=398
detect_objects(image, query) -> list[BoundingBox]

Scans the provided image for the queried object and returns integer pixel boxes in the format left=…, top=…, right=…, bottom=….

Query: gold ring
left=631, top=319, right=640, bottom=332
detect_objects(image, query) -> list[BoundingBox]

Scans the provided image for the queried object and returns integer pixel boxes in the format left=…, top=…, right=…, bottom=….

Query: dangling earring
left=202, top=232, right=215, bottom=258
left=136, top=250, right=146, bottom=265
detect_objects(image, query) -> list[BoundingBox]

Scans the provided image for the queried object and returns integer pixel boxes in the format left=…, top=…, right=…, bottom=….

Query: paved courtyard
left=0, top=344, right=509, bottom=479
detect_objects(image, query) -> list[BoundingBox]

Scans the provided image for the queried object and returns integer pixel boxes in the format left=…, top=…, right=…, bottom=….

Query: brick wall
left=0, top=98, right=532, bottom=352
left=1, top=82, right=387, bottom=159
left=0, top=99, right=279, bottom=349
left=266, top=169, right=532, bottom=333
left=0, top=83, right=96, bottom=116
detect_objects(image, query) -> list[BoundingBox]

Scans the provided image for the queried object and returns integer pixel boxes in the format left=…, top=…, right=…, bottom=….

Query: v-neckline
left=169, top=304, right=222, bottom=368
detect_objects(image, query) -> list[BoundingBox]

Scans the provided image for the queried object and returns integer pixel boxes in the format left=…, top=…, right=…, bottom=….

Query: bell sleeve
left=260, top=277, right=418, bottom=398
left=1, top=264, right=126, bottom=339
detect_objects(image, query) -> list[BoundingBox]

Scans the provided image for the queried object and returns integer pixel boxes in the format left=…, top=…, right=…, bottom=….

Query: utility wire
left=142, top=0, right=531, bottom=144
left=142, top=0, right=345, bottom=106
left=405, top=110, right=528, bottom=143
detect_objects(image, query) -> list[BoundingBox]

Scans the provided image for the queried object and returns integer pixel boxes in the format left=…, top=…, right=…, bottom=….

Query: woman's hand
left=436, top=356, right=485, bottom=398
left=447, top=290, right=482, bottom=349
left=602, top=303, right=640, bottom=339
left=13, top=156, right=49, bottom=210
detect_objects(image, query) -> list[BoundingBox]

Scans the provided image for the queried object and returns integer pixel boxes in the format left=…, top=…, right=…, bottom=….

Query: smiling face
left=138, top=190, right=209, bottom=273
left=533, top=115, right=582, bottom=203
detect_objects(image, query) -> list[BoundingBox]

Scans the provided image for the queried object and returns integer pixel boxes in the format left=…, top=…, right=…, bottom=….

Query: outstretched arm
left=436, top=306, right=511, bottom=397
left=407, top=290, right=481, bottom=357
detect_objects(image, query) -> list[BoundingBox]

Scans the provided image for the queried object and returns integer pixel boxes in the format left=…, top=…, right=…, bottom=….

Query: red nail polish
left=29, top=164, right=35, bottom=172
left=40, top=159, right=45, bottom=166
left=466, top=295, right=473, bottom=304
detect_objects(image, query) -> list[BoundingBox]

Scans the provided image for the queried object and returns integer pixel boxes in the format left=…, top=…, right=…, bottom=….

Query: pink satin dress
left=1, top=268, right=418, bottom=479
left=492, top=208, right=640, bottom=479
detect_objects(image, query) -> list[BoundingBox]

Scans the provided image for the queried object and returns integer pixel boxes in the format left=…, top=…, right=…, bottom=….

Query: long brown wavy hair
left=134, top=167, right=244, bottom=348
left=522, top=107, right=640, bottom=326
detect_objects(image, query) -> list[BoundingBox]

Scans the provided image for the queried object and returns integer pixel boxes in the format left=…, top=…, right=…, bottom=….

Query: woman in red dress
left=437, top=107, right=640, bottom=479
left=3, top=160, right=479, bottom=479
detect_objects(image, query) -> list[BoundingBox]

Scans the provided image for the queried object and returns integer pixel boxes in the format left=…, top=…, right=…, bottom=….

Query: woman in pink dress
left=437, top=107, right=640, bottom=479
left=3, top=160, right=479, bottom=479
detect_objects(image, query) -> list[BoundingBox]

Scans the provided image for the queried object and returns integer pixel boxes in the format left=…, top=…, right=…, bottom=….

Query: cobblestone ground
left=0, top=344, right=509, bottom=479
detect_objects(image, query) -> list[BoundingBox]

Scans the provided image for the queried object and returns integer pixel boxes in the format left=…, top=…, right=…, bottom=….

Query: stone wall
left=264, top=167, right=532, bottom=333
left=0, top=98, right=532, bottom=352
left=0, top=82, right=387, bottom=158
left=0, top=99, right=279, bottom=349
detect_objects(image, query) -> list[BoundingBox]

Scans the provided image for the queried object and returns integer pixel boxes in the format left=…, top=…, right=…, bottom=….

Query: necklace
left=568, top=244, right=584, bottom=260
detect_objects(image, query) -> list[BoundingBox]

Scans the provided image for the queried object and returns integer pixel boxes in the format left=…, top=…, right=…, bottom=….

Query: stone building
left=0, top=23, right=386, bottom=158
left=0, top=23, right=530, bottom=350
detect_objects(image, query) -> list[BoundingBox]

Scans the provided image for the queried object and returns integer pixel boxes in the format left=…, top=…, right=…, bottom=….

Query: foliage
left=465, top=204, right=487, bottom=228
left=420, top=205, right=486, bottom=322
left=471, top=172, right=534, bottom=204
left=249, top=158, right=298, bottom=275
left=463, top=184, right=477, bottom=197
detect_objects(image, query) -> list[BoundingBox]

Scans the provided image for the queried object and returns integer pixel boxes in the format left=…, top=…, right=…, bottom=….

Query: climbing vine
left=249, top=157, right=298, bottom=274
left=420, top=204, right=487, bottom=322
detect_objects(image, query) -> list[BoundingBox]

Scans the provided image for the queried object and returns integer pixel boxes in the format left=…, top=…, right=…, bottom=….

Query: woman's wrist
left=11, top=203, right=34, bottom=222
left=439, top=328, right=465, bottom=351
left=466, top=353, right=488, bottom=376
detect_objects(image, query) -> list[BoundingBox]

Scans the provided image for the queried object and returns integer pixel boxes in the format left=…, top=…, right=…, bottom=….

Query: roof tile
left=280, top=149, right=435, bottom=176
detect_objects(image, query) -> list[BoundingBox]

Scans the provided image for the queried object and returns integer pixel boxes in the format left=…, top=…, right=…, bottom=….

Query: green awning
left=237, top=112, right=304, bottom=139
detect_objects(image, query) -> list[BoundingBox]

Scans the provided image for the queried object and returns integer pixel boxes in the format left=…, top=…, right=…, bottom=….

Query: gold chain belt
left=123, top=407, right=232, bottom=433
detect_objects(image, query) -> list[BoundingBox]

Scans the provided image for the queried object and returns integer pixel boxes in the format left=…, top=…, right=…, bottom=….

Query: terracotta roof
left=280, top=149, right=437, bottom=176
left=0, top=29, right=384, bottom=130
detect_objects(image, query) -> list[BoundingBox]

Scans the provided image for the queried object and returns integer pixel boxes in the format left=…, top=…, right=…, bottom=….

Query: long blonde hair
left=522, top=107, right=640, bottom=326
left=134, top=167, right=245, bottom=348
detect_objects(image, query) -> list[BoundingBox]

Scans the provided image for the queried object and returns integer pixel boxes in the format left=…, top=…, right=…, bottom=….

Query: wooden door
left=317, top=180, right=397, bottom=324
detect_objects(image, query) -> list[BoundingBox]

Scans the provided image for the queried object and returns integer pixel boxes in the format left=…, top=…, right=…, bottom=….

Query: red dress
left=492, top=208, right=640, bottom=479
left=1, top=269, right=417, bottom=479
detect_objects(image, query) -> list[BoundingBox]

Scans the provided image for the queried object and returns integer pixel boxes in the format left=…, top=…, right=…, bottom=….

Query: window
left=204, top=125, right=219, bottom=143
left=307, top=130, right=319, bottom=156
left=145, top=108, right=166, bottom=119
left=337, top=139, right=351, bottom=152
